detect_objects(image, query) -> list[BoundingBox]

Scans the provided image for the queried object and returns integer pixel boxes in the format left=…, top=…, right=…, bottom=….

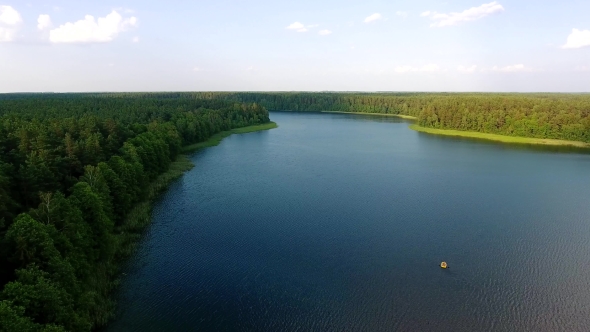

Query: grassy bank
left=114, top=155, right=195, bottom=260
left=107, top=121, right=278, bottom=325
left=90, top=154, right=196, bottom=327
left=321, top=111, right=417, bottom=120
left=117, top=121, right=278, bottom=257
left=409, top=124, right=590, bottom=148
left=182, top=121, right=278, bottom=153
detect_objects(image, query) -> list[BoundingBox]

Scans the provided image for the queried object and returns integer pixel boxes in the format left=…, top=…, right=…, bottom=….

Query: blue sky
left=1, top=0, right=589, bottom=92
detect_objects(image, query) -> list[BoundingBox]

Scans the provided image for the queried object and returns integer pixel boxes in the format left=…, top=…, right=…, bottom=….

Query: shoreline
left=409, top=124, right=590, bottom=148
left=119, top=120, right=279, bottom=251
left=320, top=111, right=417, bottom=120
left=182, top=121, right=278, bottom=153
left=111, top=121, right=278, bottom=326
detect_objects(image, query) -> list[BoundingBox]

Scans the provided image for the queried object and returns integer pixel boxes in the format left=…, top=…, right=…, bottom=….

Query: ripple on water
left=107, top=113, right=590, bottom=332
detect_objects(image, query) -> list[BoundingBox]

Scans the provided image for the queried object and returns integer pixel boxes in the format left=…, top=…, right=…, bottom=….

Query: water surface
left=108, top=112, right=590, bottom=331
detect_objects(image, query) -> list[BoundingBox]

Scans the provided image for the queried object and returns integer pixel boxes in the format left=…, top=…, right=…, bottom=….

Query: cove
left=107, top=111, right=590, bottom=331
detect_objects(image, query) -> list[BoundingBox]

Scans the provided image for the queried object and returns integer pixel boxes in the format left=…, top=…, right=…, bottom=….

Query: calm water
left=107, top=112, right=590, bottom=332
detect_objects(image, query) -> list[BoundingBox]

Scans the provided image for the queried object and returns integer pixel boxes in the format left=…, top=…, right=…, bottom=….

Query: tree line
left=1, top=91, right=588, bottom=330
left=211, top=92, right=590, bottom=142
left=0, top=93, right=269, bottom=331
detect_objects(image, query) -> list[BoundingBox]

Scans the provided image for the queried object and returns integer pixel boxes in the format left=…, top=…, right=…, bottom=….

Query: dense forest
left=1, top=91, right=589, bottom=331
left=216, top=92, right=590, bottom=143
left=0, top=93, right=269, bottom=331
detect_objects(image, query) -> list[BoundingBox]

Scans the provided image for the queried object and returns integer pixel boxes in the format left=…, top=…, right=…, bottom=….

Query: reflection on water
left=107, top=111, right=590, bottom=332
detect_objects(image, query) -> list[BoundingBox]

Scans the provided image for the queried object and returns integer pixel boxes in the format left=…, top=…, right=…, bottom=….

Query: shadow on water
left=328, top=113, right=413, bottom=124
left=280, top=111, right=590, bottom=155
left=273, top=110, right=413, bottom=124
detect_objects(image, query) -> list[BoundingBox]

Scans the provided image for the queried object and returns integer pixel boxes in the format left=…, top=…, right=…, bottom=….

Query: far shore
left=409, top=124, right=590, bottom=148
left=321, top=111, right=417, bottom=120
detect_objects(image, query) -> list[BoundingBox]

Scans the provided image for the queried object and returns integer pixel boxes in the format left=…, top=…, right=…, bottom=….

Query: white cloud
left=0, top=5, right=23, bottom=42
left=562, top=29, right=590, bottom=49
left=422, top=1, right=504, bottom=28
left=286, top=21, right=307, bottom=32
left=193, top=67, right=202, bottom=72
left=132, top=36, right=139, bottom=43
left=490, top=64, right=532, bottom=72
left=457, top=64, right=534, bottom=73
left=319, top=29, right=332, bottom=36
left=395, top=11, right=408, bottom=18
left=394, top=66, right=413, bottom=73
left=49, top=10, right=138, bottom=43
left=458, top=65, right=478, bottom=73
left=0, top=5, right=21, bottom=25
left=37, top=14, right=52, bottom=30
left=116, top=8, right=136, bottom=14
left=364, top=13, right=382, bottom=23
left=395, top=64, right=440, bottom=73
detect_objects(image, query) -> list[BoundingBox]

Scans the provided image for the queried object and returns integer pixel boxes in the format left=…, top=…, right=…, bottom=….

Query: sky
left=0, top=0, right=589, bottom=92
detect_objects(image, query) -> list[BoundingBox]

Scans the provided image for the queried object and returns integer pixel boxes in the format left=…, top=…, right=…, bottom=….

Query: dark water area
left=107, top=112, right=590, bottom=331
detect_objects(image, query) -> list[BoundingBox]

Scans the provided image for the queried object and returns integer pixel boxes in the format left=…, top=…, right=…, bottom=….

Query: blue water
left=107, top=112, right=590, bottom=331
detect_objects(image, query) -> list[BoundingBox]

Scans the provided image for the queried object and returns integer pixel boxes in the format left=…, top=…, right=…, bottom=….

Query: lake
left=107, top=111, right=590, bottom=331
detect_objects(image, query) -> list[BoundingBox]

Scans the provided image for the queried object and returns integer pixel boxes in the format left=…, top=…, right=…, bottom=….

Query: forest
left=1, top=91, right=589, bottom=331
left=217, top=92, right=590, bottom=143
left=0, top=93, right=269, bottom=331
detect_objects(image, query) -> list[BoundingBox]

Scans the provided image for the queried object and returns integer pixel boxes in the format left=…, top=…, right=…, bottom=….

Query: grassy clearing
left=409, top=124, right=590, bottom=148
left=321, top=111, right=417, bottom=120
left=182, top=121, right=278, bottom=153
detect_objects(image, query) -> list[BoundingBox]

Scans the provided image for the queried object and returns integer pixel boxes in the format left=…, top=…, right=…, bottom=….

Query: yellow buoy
left=440, top=261, right=448, bottom=269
